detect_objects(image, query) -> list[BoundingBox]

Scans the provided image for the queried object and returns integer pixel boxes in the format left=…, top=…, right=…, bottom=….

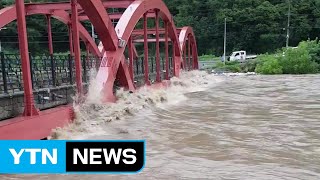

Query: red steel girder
left=179, top=26, right=199, bottom=69
left=24, top=1, right=133, bottom=11
left=77, top=0, right=117, bottom=51
left=115, top=0, right=183, bottom=81
left=155, top=10, right=161, bottom=82
left=79, top=12, right=156, bottom=21
left=165, top=21, right=169, bottom=80
left=46, top=15, right=54, bottom=55
left=0, top=6, right=101, bottom=57
left=15, top=0, right=39, bottom=116
left=71, top=0, right=83, bottom=95
left=143, top=13, right=151, bottom=85
left=0, top=106, right=73, bottom=139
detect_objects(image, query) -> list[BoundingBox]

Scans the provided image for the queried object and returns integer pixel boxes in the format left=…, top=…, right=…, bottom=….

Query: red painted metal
left=46, top=15, right=54, bottom=55
left=172, top=39, right=177, bottom=76
left=179, top=26, right=199, bottom=69
left=15, top=0, right=39, bottom=117
left=128, top=36, right=134, bottom=80
left=188, top=36, right=191, bottom=70
left=0, top=0, right=199, bottom=139
left=183, top=41, right=187, bottom=70
left=77, top=0, right=117, bottom=51
left=132, top=44, right=139, bottom=60
left=165, top=21, right=169, bottom=80
left=24, top=1, right=133, bottom=11
left=0, top=6, right=101, bottom=57
left=115, top=0, right=182, bottom=59
left=79, top=12, right=156, bottom=21
left=68, top=24, right=74, bottom=56
left=0, top=106, right=73, bottom=139
left=77, top=0, right=132, bottom=102
left=155, top=10, right=161, bottom=82
left=71, top=0, right=83, bottom=95
left=143, top=13, right=151, bottom=85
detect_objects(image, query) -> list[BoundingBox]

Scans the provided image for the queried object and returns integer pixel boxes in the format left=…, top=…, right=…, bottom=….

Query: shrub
left=254, top=40, right=319, bottom=74
left=240, top=59, right=258, bottom=72
left=214, top=61, right=242, bottom=72
left=255, top=55, right=283, bottom=74
left=279, top=41, right=319, bottom=74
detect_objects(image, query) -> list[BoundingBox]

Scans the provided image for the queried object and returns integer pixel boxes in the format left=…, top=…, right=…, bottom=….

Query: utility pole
left=223, top=18, right=227, bottom=65
left=286, top=0, right=291, bottom=48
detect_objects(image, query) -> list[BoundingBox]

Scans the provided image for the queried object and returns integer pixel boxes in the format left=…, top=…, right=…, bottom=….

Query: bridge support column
left=172, top=39, right=177, bottom=76
left=184, top=42, right=187, bottom=70
left=68, top=24, right=73, bottom=56
left=155, top=10, right=161, bottom=83
left=143, top=13, right=151, bottom=85
left=165, top=21, right=169, bottom=80
left=15, top=0, right=39, bottom=116
left=192, top=42, right=198, bottom=69
left=128, top=36, right=134, bottom=81
left=188, top=36, right=191, bottom=70
left=71, top=0, right=83, bottom=95
left=46, top=15, right=53, bottom=55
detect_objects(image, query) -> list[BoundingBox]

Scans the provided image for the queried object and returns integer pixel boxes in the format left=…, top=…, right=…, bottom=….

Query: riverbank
left=204, top=40, right=320, bottom=75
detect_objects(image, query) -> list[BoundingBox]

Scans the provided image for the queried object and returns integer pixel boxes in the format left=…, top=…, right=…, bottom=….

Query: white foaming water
left=51, top=70, right=224, bottom=140
left=2, top=74, right=320, bottom=179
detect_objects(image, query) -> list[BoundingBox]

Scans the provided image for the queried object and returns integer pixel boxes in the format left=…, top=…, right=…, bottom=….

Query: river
left=2, top=72, right=320, bottom=179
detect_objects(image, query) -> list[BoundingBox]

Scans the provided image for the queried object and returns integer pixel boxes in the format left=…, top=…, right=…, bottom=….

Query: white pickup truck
left=228, top=51, right=257, bottom=62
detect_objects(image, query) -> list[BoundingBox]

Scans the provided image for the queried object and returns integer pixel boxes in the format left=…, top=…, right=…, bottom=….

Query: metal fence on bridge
left=0, top=53, right=101, bottom=120
left=0, top=53, right=101, bottom=95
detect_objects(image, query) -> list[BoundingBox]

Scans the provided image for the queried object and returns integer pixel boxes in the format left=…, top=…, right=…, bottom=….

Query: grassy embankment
left=202, top=40, right=320, bottom=74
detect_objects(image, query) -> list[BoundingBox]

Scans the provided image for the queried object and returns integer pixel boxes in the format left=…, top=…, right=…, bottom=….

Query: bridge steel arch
left=77, top=0, right=185, bottom=102
left=0, top=6, right=101, bottom=57
left=179, top=26, right=199, bottom=70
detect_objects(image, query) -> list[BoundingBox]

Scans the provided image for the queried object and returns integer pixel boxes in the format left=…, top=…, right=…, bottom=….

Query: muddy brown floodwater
left=1, top=72, right=320, bottom=179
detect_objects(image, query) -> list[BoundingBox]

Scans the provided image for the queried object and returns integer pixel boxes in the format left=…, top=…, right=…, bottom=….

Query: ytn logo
left=9, top=149, right=58, bottom=165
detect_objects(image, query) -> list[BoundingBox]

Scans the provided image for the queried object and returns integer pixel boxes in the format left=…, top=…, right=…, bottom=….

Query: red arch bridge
left=0, top=0, right=199, bottom=139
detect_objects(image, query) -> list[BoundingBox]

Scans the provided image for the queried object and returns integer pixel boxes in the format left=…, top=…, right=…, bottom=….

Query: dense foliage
left=212, top=40, right=320, bottom=74
left=1, top=0, right=320, bottom=56
left=255, top=40, right=320, bottom=74
left=165, top=0, right=320, bottom=56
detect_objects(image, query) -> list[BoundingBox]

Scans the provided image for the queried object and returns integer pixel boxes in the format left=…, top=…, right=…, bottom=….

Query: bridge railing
left=0, top=52, right=100, bottom=120
left=132, top=56, right=174, bottom=86
left=0, top=52, right=100, bottom=94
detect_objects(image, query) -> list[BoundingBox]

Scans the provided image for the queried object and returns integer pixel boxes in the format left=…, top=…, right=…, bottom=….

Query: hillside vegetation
left=1, top=0, right=320, bottom=56
left=211, top=40, right=320, bottom=74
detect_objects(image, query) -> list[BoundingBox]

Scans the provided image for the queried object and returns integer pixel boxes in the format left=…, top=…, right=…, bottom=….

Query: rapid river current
left=2, top=71, right=320, bottom=179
